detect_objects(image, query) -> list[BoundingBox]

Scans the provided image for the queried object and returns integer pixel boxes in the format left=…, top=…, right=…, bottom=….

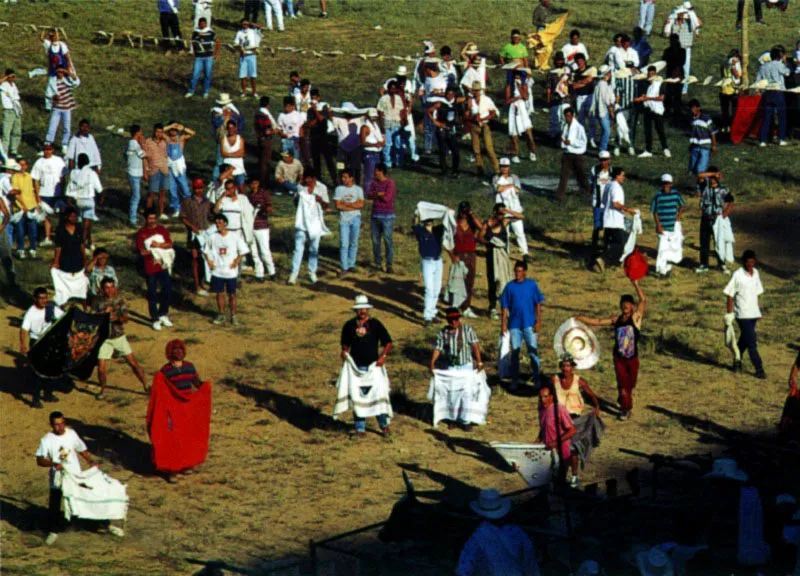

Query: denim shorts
left=148, top=171, right=169, bottom=193
left=239, top=55, right=257, bottom=78
left=77, top=199, right=98, bottom=222
left=210, top=275, right=238, bottom=294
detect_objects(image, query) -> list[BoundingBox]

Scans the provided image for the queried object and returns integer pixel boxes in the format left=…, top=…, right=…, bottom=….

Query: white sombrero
left=554, top=318, right=600, bottom=370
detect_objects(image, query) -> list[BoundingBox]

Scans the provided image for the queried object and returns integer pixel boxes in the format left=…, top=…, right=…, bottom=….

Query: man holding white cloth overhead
left=335, top=295, right=393, bottom=438
left=428, top=307, right=490, bottom=432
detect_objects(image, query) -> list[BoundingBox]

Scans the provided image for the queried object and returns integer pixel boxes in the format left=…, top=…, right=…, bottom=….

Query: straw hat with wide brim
left=2, top=159, right=21, bottom=171
left=352, top=295, right=373, bottom=310
left=554, top=318, right=600, bottom=370
left=636, top=548, right=674, bottom=576
left=748, top=79, right=770, bottom=90
left=614, top=67, right=633, bottom=79
left=470, top=489, right=511, bottom=519
left=583, top=66, right=598, bottom=78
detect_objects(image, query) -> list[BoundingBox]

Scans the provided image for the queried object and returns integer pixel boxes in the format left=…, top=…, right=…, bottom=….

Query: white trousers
left=251, top=228, right=276, bottom=277
left=508, top=219, right=529, bottom=256
left=194, top=4, right=213, bottom=28
left=264, top=0, right=284, bottom=31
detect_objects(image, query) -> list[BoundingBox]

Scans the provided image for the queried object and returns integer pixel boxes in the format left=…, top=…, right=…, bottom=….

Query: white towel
left=333, top=356, right=393, bottom=419
left=712, top=216, right=735, bottom=265
left=445, top=260, right=468, bottom=308
left=498, top=332, right=513, bottom=379
left=415, top=201, right=456, bottom=251
left=61, top=466, right=128, bottom=522
left=724, top=312, right=741, bottom=362
left=295, top=192, right=331, bottom=240
left=51, top=268, right=88, bottom=305
left=143, top=234, right=176, bottom=275
left=620, top=211, right=642, bottom=263
left=427, top=368, right=491, bottom=427
left=238, top=193, right=255, bottom=245
left=167, top=154, right=187, bottom=177
left=615, top=109, right=630, bottom=145
left=655, top=221, right=684, bottom=275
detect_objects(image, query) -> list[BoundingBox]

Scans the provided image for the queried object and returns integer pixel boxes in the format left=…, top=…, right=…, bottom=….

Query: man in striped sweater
left=45, top=67, right=80, bottom=156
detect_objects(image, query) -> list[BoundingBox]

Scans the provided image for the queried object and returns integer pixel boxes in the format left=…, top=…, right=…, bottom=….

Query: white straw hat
left=352, top=295, right=373, bottom=310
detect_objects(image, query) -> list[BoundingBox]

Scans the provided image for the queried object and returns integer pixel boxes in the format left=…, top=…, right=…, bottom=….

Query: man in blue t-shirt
left=500, top=260, right=545, bottom=389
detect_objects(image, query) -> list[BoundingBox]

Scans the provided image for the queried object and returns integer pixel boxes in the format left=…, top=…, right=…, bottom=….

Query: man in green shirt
left=499, top=29, right=530, bottom=86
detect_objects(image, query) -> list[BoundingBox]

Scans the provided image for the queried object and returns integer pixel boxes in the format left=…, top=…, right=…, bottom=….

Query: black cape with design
left=29, top=307, right=109, bottom=380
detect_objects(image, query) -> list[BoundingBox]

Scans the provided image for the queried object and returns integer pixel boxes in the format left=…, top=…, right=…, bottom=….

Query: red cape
left=146, top=371, right=212, bottom=473
left=730, top=94, right=763, bottom=144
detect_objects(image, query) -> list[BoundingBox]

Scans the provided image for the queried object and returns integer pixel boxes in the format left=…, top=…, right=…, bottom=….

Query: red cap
left=192, top=178, right=205, bottom=189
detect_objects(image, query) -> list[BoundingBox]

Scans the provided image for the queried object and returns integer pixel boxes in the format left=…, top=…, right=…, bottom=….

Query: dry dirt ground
left=2, top=198, right=798, bottom=574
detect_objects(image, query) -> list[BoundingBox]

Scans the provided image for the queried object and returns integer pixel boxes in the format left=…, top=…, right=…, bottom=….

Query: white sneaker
left=202, top=93, right=209, bottom=99
left=152, top=320, right=162, bottom=331
left=61, top=145, right=68, bottom=156
left=17, top=250, right=25, bottom=259
left=529, top=152, right=537, bottom=162
left=252, top=93, right=259, bottom=99
left=511, top=156, right=521, bottom=164
left=196, top=289, right=209, bottom=297
left=287, top=273, right=298, bottom=285
left=613, top=147, right=620, bottom=157
left=309, top=272, right=318, bottom=284
left=589, top=138, right=597, bottom=149
left=570, top=474, right=579, bottom=488
left=45, top=532, right=58, bottom=545
left=28, top=249, right=36, bottom=258
left=184, top=92, right=193, bottom=99
left=638, top=151, right=653, bottom=158
left=172, top=210, right=181, bottom=219
left=411, top=154, right=420, bottom=162
left=240, top=92, right=247, bottom=98
left=628, top=146, right=636, bottom=156
left=158, top=213, right=169, bottom=221
left=490, top=309, right=499, bottom=320
left=40, top=238, right=53, bottom=247
left=779, top=140, right=788, bottom=147
left=159, top=315, right=173, bottom=327
left=462, top=308, right=479, bottom=319
left=461, top=133, right=471, bottom=141
left=664, top=149, right=672, bottom=158
left=759, top=142, right=767, bottom=148
left=108, top=525, right=125, bottom=538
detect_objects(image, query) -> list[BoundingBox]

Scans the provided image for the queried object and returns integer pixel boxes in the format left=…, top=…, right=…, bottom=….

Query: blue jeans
left=189, top=56, right=214, bottom=95
left=737, top=318, right=764, bottom=373
left=15, top=213, right=38, bottom=251
left=422, top=100, right=435, bottom=152
left=383, top=124, right=401, bottom=168
left=401, top=125, right=417, bottom=162
left=688, top=146, right=710, bottom=176
left=577, top=94, right=596, bottom=141
left=46, top=109, right=71, bottom=147
left=639, top=0, right=655, bottom=34
left=281, top=137, right=300, bottom=158
left=285, top=0, right=295, bottom=16
left=146, top=270, right=171, bottom=321
left=353, top=367, right=389, bottom=432
left=421, top=257, right=443, bottom=321
left=759, top=91, right=787, bottom=142
left=362, top=151, right=380, bottom=193
left=339, top=216, right=361, bottom=271
left=291, top=229, right=320, bottom=276
left=597, top=113, right=612, bottom=152
left=128, top=175, right=142, bottom=225
left=276, top=181, right=299, bottom=195
left=682, top=47, right=691, bottom=95
left=509, top=327, right=540, bottom=385
left=169, top=172, right=191, bottom=213
left=370, top=215, right=394, bottom=268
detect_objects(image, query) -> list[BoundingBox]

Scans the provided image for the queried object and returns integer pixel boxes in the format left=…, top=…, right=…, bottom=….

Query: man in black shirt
left=426, top=86, right=464, bottom=178
left=340, top=295, right=393, bottom=436
left=186, top=18, right=220, bottom=99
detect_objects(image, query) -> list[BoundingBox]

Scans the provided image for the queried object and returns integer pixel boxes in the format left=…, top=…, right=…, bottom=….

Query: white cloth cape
left=333, top=356, right=393, bottom=419
left=415, top=201, right=456, bottom=251
left=61, top=466, right=128, bottom=522
left=498, top=332, right=513, bottom=379
left=615, top=109, right=631, bottom=145
left=237, top=193, right=255, bottom=245
left=294, top=191, right=331, bottom=240
left=712, top=216, right=734, bottom=265
left=655, top=221, right=684, bottom=275
left=620, top=211, right=642, bottom=262
left=445, top=260, right=468, bottom=309
left=724, top=312, right=741, bottom=362
left=143, top=234, right=176, bottom=275
left=427, top=368, right=491, bottom=427
left=51, top=268, right=88, bottom=305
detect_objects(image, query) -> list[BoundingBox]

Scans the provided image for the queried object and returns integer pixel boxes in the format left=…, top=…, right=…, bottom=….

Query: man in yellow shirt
left=11, top=158, right=41, bottom=259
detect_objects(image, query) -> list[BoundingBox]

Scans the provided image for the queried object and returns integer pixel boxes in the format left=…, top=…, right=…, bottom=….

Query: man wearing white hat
left=338, top=295, right=393, bottom=437
left=465, top=81, right=500, bottom=178
left=650, top=173, right=684, bottom=277
left=456, top=488, right=539, bottom=575
left=555, top=107, right=588, bottom=203
left=360, top=109, right=385, bottom=193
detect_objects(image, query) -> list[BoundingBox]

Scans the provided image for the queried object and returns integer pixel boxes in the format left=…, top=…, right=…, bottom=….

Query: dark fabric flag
left=29, top=307, right=110, bottom=380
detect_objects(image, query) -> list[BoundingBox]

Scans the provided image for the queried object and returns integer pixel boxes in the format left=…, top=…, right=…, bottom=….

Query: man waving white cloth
left=428, top=307, right=491, bottom=431
left=334, top=295, right=394, bottom=438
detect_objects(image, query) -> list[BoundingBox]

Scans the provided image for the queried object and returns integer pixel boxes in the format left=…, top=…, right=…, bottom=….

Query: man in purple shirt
left=366, top=164, right=396, bottom=274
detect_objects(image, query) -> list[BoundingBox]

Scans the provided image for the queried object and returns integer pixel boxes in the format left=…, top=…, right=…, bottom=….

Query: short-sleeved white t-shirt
left=277, top=110, right=305, bottom=139
left=234, top=28, right=262, bottom=55
left=30, top=156, right=66, bottom=198
left=22, top=304, right=65, bottom=341
left=204, top=230, right=249, bottom=279
left=36, top=428, right=87, bottom=489
left=602, top=181, right=626, bottom=230
left=723, top=268, right=764, bottom=319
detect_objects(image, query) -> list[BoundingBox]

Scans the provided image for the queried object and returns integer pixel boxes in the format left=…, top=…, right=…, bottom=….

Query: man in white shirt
left=590, top=151, right=612, bottom=250
left=66, top=119, right=102, bottom=172
left=591, top=65, right=616, bottom=154
left=205, top=213, right=249, bottom=326
left=635, top=66, right=670, bottom=157
left=596, top=167, right=637, bottom=272
left=333, top=168, right=364, bottom=277
left=288, top=172, right=329, bottom=286
left=234, top=19, right=264, bottom=99
left=31, top=143, right=66, bottom=246
left=555, top=107, right=589, bottom=202
left=492, top=158, right=528, bottom=259
left=465, top=82, right=500, bottom=178
left=723, top=250, right=766, bottom=379
left=561, top=30, right=589, bottom=70
left=0, top=68, right=23, bottom=159
left=20, top=287, right=65, bottom=407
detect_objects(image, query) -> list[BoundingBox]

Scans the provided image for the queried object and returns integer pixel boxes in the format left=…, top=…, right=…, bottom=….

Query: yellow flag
left=528, top=12, right=569, bottom=71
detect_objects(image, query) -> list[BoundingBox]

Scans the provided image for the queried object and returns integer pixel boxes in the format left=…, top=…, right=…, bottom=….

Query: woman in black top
left=53, top=207, right=86, bottom=274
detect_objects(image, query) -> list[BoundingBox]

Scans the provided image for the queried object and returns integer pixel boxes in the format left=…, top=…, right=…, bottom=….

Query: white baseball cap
left=499, top=157, right=511, bottom=167
left=661, top=174, right=673, bottom=183
left=598, top=151, right=611, bottom=160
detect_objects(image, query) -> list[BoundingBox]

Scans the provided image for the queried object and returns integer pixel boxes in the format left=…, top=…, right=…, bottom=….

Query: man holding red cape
left=146, top=339, right=211, bottom=483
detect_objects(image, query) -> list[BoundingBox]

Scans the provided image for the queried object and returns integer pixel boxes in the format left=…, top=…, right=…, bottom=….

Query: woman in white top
left=220, top=120, right=246, bottom=192
left=360, top=109, right=385, bottom=193
left=66, top=153, right=102, bottom=249
left=505, top=69, right=537, bottom=163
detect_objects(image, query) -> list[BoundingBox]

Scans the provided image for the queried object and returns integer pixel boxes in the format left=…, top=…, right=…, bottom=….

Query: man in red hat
left=180, top=177, right=213, bottom=296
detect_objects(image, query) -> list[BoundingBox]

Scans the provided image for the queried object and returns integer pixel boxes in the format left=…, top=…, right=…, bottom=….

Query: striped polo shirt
left=650, top=190, right=685, bottom=232
left=689, top=113, right=717, bottom=148
left=161, top=361, right=199, bottom=391
left=435, top=324, right=479, bottom=368
left=53, top=77, right=78, bottom=111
